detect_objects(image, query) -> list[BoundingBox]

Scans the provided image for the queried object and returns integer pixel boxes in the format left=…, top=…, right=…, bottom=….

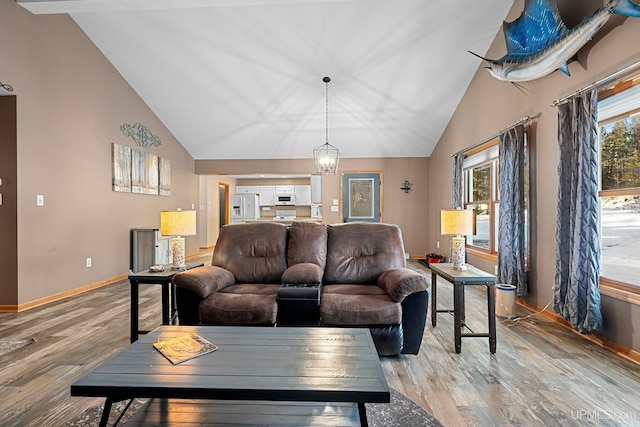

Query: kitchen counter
left=242, top=217, right=323, bottom=224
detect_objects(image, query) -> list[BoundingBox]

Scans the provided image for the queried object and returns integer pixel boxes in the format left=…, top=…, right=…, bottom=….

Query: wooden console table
left=430, top=263, right=497, bottom=353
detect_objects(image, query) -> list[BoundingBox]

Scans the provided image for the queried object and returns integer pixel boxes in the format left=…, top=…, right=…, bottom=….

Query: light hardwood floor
left=1, top=255, right=639, bottom=426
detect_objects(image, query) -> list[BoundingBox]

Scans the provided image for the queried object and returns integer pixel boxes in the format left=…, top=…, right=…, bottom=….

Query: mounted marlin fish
left=471, top=0, right=640, bottom=83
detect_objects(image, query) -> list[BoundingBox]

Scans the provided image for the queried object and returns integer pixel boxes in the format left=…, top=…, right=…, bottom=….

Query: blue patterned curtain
left=554, top=90, right=603, bottom=333
left=449, top=153, right=465, bottom=263
left=497, top=125, right=528, bottom=297
left=451, top=153, right=464, bottom=209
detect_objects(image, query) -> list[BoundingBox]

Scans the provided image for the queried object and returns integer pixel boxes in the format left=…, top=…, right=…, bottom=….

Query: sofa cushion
left=212, top=222, right=288, bottom=284
left=320, top=284, right=402, bottom=325
left=324, top=222, right=406, bottom=285
left=199, top=284, right=280, bottom=325
left=281, top=262, right=323, bottom=285
left=287, top=221, right=328, bottom=268
left=378, top=268, right=430, bottom=302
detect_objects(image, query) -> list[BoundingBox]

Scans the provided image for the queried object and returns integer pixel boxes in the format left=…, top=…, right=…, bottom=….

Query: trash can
left=495, top=284, right=516, bottom=318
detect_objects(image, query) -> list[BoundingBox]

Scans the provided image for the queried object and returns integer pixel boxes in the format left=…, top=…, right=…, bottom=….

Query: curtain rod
left=451, top=115, right=533, bottom=157
left=551, top=58, right=640, bottom=107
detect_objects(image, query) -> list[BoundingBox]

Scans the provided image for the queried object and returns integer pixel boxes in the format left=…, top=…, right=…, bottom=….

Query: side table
left=430, top=263, right=497, bottom=353
left=128, top=262, right=204, bottom=343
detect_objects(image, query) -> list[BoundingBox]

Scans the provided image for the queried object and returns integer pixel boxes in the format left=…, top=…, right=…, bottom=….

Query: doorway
left=218, top=183, right=230, bottom=231
left=341, top=171, right=383, bottom=223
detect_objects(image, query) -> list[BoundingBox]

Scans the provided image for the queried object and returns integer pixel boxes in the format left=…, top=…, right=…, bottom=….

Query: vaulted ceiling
left=19, top=0, right=515, bottom=160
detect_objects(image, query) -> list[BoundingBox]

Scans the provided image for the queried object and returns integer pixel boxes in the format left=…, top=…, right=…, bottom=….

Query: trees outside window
left=598, top=108, right=640, bottom=287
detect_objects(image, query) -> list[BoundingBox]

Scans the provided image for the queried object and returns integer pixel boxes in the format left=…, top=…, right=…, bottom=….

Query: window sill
left=600, top=278, right=640, bottom=306
left=466, top=247, right=497, bottom=262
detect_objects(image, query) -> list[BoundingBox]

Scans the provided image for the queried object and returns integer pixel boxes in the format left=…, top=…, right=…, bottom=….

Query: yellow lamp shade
left=160, top=210, right=197, bottom=237
left=441, top=209, right=476, bottom=236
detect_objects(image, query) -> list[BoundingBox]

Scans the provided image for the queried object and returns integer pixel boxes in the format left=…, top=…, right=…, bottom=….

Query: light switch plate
left=37, top=195, right=44, bottom=206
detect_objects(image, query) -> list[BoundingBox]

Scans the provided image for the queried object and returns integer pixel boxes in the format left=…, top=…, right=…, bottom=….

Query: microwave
left=275, top=194, right=295, bottom=205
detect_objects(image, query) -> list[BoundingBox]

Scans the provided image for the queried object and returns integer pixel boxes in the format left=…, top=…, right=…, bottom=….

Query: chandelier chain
left=313, top=76, right=339, bottom=174
left=325, top=79, right=329, bottom=144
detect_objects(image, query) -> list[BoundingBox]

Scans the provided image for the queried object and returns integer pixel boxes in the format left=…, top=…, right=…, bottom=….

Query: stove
left=274, top=209, right=296, bottom=220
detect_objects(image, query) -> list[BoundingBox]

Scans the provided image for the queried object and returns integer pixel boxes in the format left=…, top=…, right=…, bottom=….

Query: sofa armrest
left=173, top=265, right=235, bottom=299
left=281, top=263, right=323, bottom=285
left=378, top=268, right=430, bottom=302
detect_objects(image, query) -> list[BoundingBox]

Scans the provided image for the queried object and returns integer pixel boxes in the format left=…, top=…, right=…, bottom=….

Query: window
left=463, top=140, right=499, bottom=257
left=462, top=135, right=530, bottom=262
left=597, top=78, right=640, bottom=289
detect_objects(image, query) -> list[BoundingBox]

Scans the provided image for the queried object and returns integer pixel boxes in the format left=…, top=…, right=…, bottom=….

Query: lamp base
left=170, top=236, right=186, bottom=270
left=450, top=235, right=467, bottom=271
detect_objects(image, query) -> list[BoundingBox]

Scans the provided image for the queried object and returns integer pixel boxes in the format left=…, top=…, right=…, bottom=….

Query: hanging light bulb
left=313, top=76, right=340, bottom=174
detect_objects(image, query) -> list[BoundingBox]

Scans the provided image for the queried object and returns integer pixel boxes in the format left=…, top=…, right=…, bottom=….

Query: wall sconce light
left=401, top=180, right=413, bottom=193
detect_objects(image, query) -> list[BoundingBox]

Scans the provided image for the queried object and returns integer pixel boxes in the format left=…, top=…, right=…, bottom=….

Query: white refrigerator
left=231, top=194, right=260, bottom=223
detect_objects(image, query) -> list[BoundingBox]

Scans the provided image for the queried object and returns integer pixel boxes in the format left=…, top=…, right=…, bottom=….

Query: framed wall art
left=112, top=142, right=170, bottom=196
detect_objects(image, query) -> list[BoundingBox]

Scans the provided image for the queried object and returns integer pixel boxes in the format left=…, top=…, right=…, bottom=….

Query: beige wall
left=196, top=157, right=430, bottom=256
left=199, top=175, right=237, bottom=248
left=0, top=1, right=199, bottom=307
left=429, top=0, right=640, bottom=352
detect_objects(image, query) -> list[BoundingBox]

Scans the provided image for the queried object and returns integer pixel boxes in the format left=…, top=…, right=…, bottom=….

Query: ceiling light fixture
left=313, top=76, right=340, bottom=174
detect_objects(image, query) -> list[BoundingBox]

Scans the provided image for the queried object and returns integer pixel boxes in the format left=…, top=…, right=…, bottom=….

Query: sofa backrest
left=287, top=221, right=328, bottom=269
left=324, top=222, right=406, bottom=285
left=212, top=222, right=288, bottom=283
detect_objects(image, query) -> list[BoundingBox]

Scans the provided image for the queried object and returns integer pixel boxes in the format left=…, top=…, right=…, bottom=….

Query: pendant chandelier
left=313, top=76, right=340, bottom=174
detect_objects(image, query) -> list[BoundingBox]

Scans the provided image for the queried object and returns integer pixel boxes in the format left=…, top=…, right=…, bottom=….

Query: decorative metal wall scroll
left=120, top=123, right=161, bottom=148
left=0, top=81, right=13, bottom=92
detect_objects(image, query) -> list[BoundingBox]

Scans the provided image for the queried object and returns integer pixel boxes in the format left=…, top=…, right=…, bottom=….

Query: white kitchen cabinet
left=259, top=186, right=276, bottom=206
left=275, top=185, right=295, bottom=194
left=294, top=185, right=312, bottom=206
left=310, top=175, right=322, bottom=203
left=236, top=186, right=260, bottom=194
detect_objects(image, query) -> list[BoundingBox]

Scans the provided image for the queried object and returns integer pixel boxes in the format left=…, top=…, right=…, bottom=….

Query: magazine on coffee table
left=153, top=333, right=218, bottom=365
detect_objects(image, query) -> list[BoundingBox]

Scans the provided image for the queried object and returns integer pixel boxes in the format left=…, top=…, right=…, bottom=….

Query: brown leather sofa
left=173, top=221, right=430, bottom=355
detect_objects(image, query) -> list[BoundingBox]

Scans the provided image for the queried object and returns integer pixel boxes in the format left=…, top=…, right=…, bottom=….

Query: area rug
left=0, top=338, right=35, bottom=357
left=64, top=387, right=444, bottom=426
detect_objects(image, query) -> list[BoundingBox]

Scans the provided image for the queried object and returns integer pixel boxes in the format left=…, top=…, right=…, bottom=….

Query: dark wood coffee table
left=70, top=326, right=389, bottom=427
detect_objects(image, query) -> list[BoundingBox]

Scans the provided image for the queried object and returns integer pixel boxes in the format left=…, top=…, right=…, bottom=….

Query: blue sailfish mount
left=470, top=0, right=640, bottom=83
left=121, top=123, right=161, bottom=148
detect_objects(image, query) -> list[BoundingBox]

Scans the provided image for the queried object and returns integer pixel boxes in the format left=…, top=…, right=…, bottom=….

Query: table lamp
left=441, top=208, right=476, bottom=271
left=160, top=209, right=197, bottom=269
